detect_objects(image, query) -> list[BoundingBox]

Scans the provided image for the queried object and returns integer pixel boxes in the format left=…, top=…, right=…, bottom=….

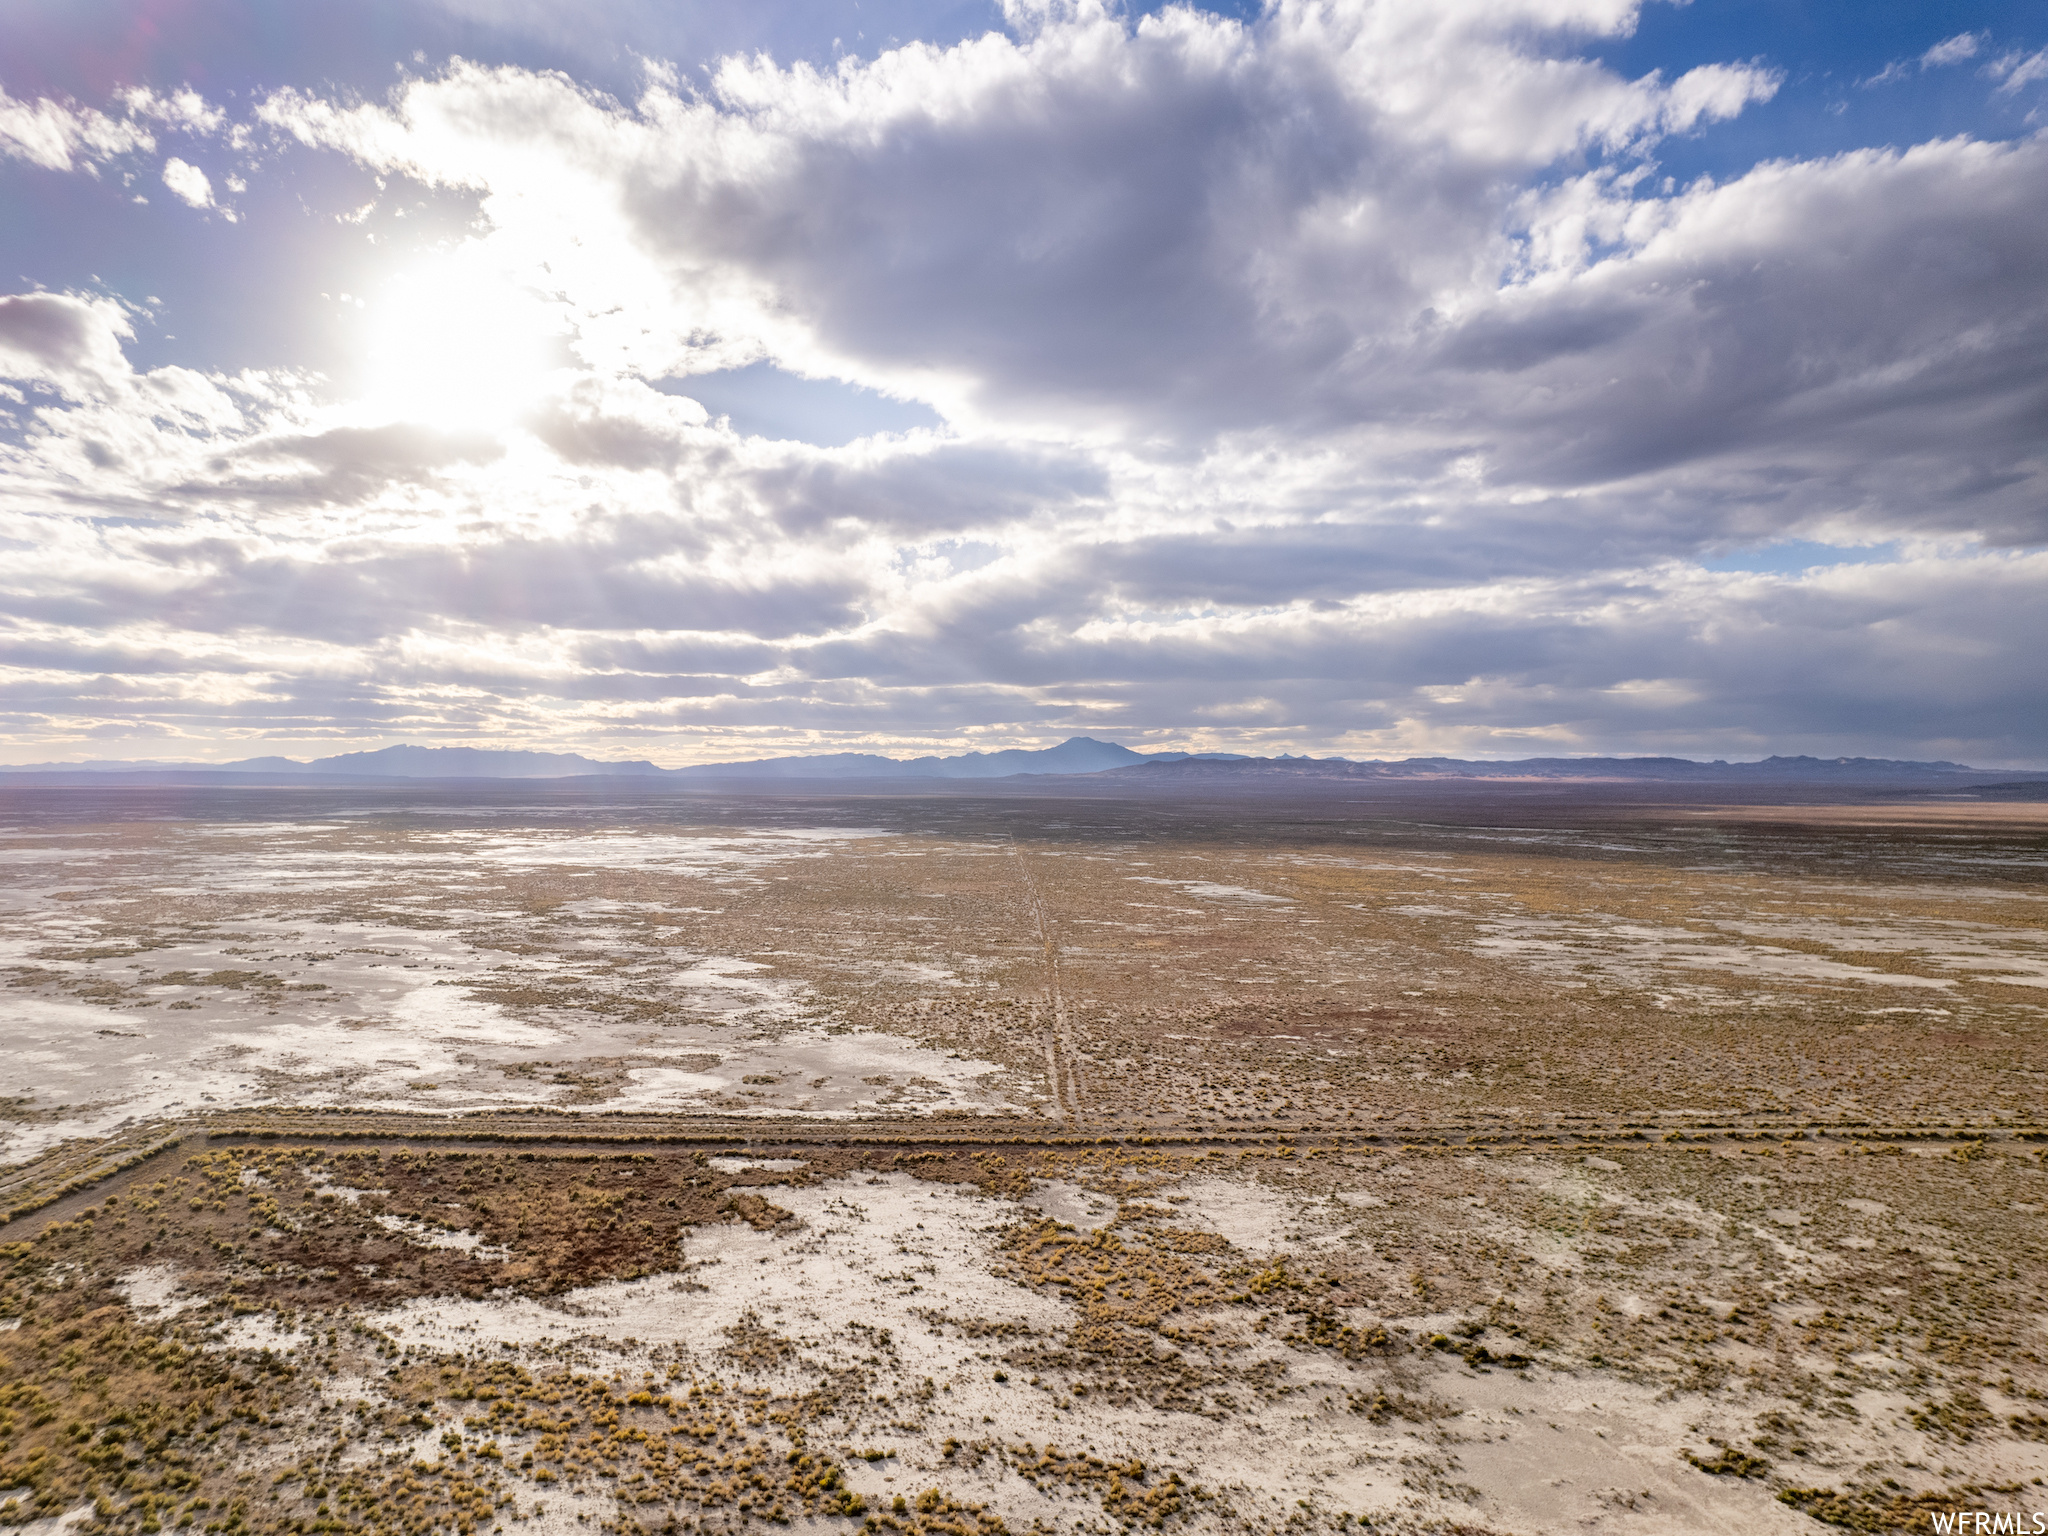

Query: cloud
left=1920, top=32, right=1984, bottom=68
left=1987, top=46, right=2048, bottom=96
left=206, top=422, right=510, bottom=504
left=121, top=87, right=228, bottom=135
left=748, top=442, right=1107, bottom=538
left=0, top=85, right=153, bottom=171
left=1658, top=61, right=1781, bottom=130
left=1434, top=137, right=2048, bottom=542
left=1, top=1, right=2044, bottom=765
left=160, top=156, right=214, bottom=207
left=0, top=293, right=137, bottom=396
left=524, top=377, right=710, bottom=471
left=253, top=2, right=1781, bottom=443
left=1863, top=32, right=1987, bottom=87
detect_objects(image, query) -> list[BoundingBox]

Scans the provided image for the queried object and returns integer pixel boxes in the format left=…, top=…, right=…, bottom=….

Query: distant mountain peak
left=664, top=735, right=1157, bottom=780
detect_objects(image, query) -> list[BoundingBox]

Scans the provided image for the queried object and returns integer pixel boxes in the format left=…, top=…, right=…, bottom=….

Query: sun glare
left=360, top=255, right=558, bottom=429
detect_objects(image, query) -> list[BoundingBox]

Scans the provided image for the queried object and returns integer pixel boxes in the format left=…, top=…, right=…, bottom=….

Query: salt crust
left=113, top=1262, right=204, bottom=1319
left=143, top=1167, right=1826, bottom=1533
left=372, top=1213, right=511, bottom=1259
left=0, top=822, right=1021, bottom=1162
left=1127, top=876, right=1293, bottom=903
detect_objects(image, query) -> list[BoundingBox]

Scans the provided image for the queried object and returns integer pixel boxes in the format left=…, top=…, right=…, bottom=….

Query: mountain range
left=0, top=738, right=1218, bottom=780
left=1, top=739, right=2042, bottom=786
left=1090, top=752, right=2046, bottom=784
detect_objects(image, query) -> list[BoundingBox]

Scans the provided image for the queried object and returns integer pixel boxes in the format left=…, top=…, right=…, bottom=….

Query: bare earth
left=1, top=782, right=2044, bottom=1535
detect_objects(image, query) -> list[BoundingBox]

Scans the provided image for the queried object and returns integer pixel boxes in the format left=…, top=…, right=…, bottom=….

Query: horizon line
left=4, top=738, right=2045, bottom=776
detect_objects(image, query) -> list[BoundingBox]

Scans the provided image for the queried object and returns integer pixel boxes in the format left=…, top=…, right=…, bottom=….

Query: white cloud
left=1658, top=61, right=1781, bottom=132
left=1987, top=46, right=2048, bottom=95
left=160, top=156, right=214, bottom=208
left=1920, top=32, right=1983, bottom=68
left=122, top=86, right=228, bottom=135
left=1863, top=32, right=1988, bottom=88
left=0, top=85, right=153, bottom=171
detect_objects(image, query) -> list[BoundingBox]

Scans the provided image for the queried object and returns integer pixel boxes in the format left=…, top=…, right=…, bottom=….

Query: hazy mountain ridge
left=1095, top=753, right=2034, bottom=784
left=0, top=738, right=1190, bottom=781
left=662, top=737, right=1250, bottom=779
left=1, top=739, right=2040, bottom=786
left=0, top=744, right=664, bottom=780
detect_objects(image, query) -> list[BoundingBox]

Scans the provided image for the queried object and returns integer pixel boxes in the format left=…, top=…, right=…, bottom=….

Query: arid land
left=2, top=782, right=2045, bottom=1535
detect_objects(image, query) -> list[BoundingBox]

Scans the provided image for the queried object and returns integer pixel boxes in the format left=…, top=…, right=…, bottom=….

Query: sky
left=1, top=0, right=2045, bottom=768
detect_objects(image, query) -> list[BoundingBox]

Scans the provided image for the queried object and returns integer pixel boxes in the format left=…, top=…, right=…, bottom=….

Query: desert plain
left=2, top=780, right=2046, bottom=1535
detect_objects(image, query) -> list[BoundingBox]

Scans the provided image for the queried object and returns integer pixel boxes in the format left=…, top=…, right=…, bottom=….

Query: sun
left=359, top=251, right=559, bottom=430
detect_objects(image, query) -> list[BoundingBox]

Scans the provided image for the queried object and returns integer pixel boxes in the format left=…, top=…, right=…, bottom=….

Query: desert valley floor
left=2, top=781, right=2045, bottom=1535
